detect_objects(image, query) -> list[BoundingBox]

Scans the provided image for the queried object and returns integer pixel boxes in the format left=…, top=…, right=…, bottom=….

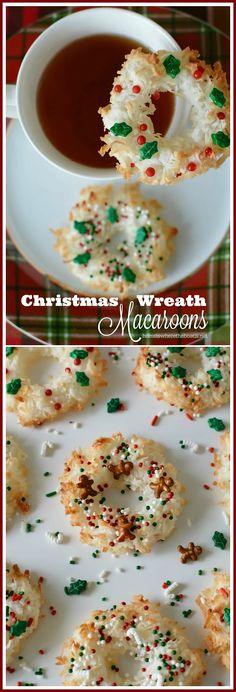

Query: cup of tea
left=6, top=7, right=188, bottom=179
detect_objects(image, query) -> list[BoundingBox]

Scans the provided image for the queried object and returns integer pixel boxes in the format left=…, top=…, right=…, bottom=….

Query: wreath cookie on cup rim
left=99, top=47, right=230, bottom=185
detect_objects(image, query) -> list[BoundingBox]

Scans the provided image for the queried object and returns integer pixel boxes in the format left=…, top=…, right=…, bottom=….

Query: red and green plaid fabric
left=6, top=5, right=230, bottom=345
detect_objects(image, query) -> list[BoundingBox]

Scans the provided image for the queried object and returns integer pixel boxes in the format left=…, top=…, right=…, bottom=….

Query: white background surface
left=6, top=121, right=230, bottom=297
left=6, top=347, right=230, bottom=687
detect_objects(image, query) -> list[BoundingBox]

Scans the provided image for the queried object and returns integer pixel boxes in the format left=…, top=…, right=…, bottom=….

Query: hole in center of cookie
left=27, top=355, right=61, bottom=385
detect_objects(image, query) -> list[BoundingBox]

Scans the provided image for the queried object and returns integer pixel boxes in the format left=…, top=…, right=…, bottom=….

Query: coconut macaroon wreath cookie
left=196, top=572, right=230, bottom=670
left=54, top=184, right=177, bottom=297
left=213, top=431, right=230, bottom=523
left=59, top=433, right=185, bottom=555
left=99, top=47, right=230, bottom=185
left=57, top=594, right=204, bottom=686
left=6, top=435, right=29, bottom=527
left=134, top=346, right=230, bottom=413
left=6, top=346, right=107, bottom=426
left=6, top=563, right=43, bottom=665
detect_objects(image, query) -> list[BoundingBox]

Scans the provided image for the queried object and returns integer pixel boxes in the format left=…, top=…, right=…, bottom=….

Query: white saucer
left=6, top=121, right=230, bottom=297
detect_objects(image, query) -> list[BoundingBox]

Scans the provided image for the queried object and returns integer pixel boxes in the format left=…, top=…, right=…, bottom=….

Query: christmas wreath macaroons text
left=57, top=595, right=205, bottom=686
left=6, top=346, right=107, bottom=426
left=54, top=183, right=177, bottom=296
left=59, top=433, right=185, bottom=555
left=99, top=47, right=230, bottom=185
left=134, top=346, right=230, bottom=412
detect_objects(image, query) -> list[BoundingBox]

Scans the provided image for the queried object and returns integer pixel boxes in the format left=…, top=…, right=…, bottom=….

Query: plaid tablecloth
left=6, top=5, right=230, bottom=345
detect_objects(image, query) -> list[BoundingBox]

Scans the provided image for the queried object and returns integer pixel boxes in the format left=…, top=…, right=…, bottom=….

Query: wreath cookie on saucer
left=213, top=431, right=230, bottom=523
left=57, top=595, right=204, bottom=686
left=54, top=184, right=177, bottom=297
left=6, top=346, right=107, bottom=427
left=99, top=48, right=230, bottom=185
left=134, top=346, right=230, bottom=412
left=6, top=563, right=43, bottom=665
left=59, top=433, right=185, bottom=555
left=6, top=435, right=29, bottom=527
left=196, top=572, right=230, bottom=670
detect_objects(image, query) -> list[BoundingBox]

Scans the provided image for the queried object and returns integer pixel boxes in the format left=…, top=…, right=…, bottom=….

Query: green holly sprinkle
left=168, top=347, right=183, bottom=353
left=64, top=579, right=87, bottom=595
left=73, top=220, right=95, bottom=234
left=10, top=620, right=28, bottom=636
left=107, top=397, right=120, bottom=413
left=171, top=366, right=186, bottom=379
left=106, top=207, right=119, bottom=223
left=70, top=349, right=88, bottom=360
left=223, top=607, right=230, bottom=625
left=205, top=347, right=222, bottom=357
left=110, top=122, right=132, bottom=137
left=6, top=347, right=14, bottom=357
left=122, top=267, right=136, bottom=283
left=6, top=378, right=22, bottom=395
left=211, top=131, right=230, bottom=148
left=73, top=252, right=91, bottom=265
left=182, top=610, right=192, bottom=618
left=140, top=141, right=158, bottom=160
left=212, top=530, right=227, bottom=549
left=135, top=227, right=148, bottom=245
left=163, top=54, right=181, bottom=78
left=208, top=417, right=225, bottom=431
left=207, top=369, right=222, bottom=382
left=75, top=372, right=89, bottom=387
left=209, top=87, right=226, bottom=108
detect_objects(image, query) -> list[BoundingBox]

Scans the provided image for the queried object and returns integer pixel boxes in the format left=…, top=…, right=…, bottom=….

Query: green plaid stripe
left=6, top=5, right=230, bottom=345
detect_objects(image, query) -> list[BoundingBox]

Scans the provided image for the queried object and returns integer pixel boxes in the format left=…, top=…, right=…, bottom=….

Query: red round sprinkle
left=74, top=358, right=81, bottom=365
left=203, top=484, right=210, bottom=490
left=54, top=403, right=62, bottom=410
left=137, top=135, right=146, bottom=145
left=209, top=447, right=215, bottom=453
left=45, top=388, right=52, bottom=396
left=65, top=367, right=71, bottom=373
left=145, top=167, right=155, bottom=177
left=144, top=605, right=149, bottom=610
left=132, top=85, right=141, bottom=93
left=39, top=649, right=45, bottom=655
left=217, top=112, right=225, bottom=119
left=193, top=66, right=204, bottom=79
left=151, top=90, right=160, bottom=102
left=130, top=162, right=135, bottom=168
left=139, top=123, right=147, bottom=131
left=39, top=576, right=44, bottom=583
left=187, top=162, right=197, bottom=172
left=114, top=84, right=122, bottom=93
left=6, top=368, right=8, bottom=374
left=204, top=147, right=213, bottom=157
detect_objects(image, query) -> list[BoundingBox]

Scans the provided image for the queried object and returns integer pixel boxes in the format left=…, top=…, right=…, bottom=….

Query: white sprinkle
left=164, top=581, right=179, bottom=599
left=73, top=421, right=81, bottom=429
left=40, top=440, right=55, bottom=456
left=46, top=531, right=64, bottom=544
left=115, top=566, right=125, bottom=573
left=181, top=439, right=200, bottom=453
left=127, top=627, right=143, bottom=646
left=99, top=570, right=109, bottom=579
left=187, top=517, right=192, bottom=527
left=222, top=511, right=229, bottom=525
left=18, top=661, right=34, bottom=673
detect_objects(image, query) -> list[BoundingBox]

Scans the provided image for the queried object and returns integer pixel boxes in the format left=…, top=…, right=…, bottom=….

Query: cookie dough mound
left=6, top=346, right=107, bottom=426
left=134, top=346, right=230, bottom=413
left=213, top=431, right=230, bottom=523
left=6, top=435, right=29, bottom=527
left=196, top=572, right=230, bottom=670
left=6, top=563, right=43, bottom=664
left=99, top=47, right=230, bottom=185
left=57, top=595, right=204, bottom=686
left=59, top=433, right=185, bottom=555
left=54, top=184, right=177, bottom=297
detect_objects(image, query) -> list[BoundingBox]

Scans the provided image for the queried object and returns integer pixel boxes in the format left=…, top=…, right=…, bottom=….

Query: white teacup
left=6, top=7, right=187, bottom=179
